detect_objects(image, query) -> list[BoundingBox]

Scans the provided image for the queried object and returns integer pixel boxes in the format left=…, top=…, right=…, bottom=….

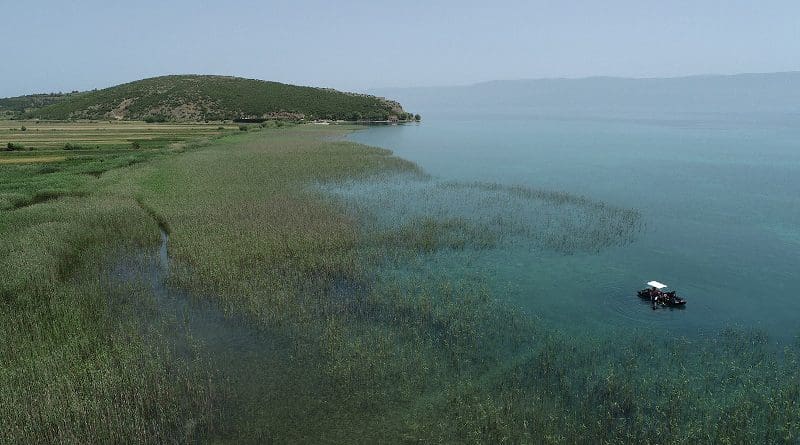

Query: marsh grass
left=0, top=196, right=216, bottom=443
left=0, top=123, right=227, bottom=443
left=3, top=124, right=799, bottom=443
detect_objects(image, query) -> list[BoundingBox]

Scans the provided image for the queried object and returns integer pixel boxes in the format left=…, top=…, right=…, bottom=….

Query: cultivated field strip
left=0, top=120, right=237, bottom=153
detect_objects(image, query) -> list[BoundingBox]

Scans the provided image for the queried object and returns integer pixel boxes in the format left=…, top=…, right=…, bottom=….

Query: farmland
left=0, top=120, right=236, bottom=210
left=0, top=120, right=235, bottom=152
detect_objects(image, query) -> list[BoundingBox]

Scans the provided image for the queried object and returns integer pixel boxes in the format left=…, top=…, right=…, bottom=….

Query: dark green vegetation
left=8, top=75, right=414, bottom=122
left=2, top=125, right=799, bottom=444
left=0, top=92, right=75, bottom=119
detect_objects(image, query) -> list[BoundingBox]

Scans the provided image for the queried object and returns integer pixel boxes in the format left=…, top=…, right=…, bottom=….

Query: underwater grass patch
left=320, top=175, right=643, bottom=255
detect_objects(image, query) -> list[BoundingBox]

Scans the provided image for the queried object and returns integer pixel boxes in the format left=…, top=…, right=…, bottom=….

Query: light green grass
left=0, top=120, right=235, bottom=152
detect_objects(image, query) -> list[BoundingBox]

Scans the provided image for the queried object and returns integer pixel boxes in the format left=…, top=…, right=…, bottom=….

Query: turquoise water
left=349, top=110, right=800, bottom=341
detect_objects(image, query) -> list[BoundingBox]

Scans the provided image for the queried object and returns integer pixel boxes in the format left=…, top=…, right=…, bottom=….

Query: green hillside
left=0, top=93, right=76, bottom=119
left=18, top=75, right=415, bottom=122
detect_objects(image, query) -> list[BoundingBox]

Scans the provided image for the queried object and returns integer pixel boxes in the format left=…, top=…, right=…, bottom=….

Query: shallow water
left=349, top=108, right=800, bottom=341
left=108, top=230, right=275, bottom=357
left=106, top=229, right=296, bottom=440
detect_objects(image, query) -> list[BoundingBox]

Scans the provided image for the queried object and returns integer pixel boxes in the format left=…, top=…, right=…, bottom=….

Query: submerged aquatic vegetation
left=320, top=175, right=643, bottom=254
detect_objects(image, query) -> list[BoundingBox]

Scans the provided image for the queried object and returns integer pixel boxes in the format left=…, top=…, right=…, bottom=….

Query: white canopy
left=646, top=281, right=668, bottom=289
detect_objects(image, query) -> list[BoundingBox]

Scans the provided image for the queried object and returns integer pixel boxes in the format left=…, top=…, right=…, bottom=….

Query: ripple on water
left=599, top=280, right=722, bottom=339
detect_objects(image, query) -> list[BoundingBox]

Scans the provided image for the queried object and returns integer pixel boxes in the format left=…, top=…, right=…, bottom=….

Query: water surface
left=349, top=107, right=800, bottom=340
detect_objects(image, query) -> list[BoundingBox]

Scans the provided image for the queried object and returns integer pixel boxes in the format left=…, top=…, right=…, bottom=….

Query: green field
left=2, top=124, right=799, bottom=444
left=0, top=120, right=236, bottom=151
left=0, top=120, right=242, bottom=211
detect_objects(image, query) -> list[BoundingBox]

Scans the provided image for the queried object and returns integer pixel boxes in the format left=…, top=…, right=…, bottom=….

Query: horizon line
left=368, top=70, right=800, bottom=91
left=3, top=70, right=800, bottom=99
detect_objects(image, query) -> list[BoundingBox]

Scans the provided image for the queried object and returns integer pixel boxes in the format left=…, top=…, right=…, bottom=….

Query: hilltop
left=1, top=75, right=418, bottom=122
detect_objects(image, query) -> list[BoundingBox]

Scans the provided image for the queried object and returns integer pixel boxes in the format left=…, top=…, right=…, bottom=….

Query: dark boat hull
left=663, top=299, right=686, bottom=307
left=637, top=289, right=687, bottom=307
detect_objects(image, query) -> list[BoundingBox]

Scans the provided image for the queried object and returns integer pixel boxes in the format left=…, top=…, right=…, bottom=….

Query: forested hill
left=1, top=75, right=417, bottom=122
left=0, top=93, right=75, bottom=119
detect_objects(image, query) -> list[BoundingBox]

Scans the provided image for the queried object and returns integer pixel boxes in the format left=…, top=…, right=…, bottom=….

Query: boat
left=637, top=280, right=686, bottom=308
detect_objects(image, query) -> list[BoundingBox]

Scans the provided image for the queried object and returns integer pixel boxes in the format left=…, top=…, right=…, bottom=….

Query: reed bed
left=0, top=195, right=215, bottom=444
left=2, top=124, right=799, bottom=443
left=0, top=123, right=228, bottom=444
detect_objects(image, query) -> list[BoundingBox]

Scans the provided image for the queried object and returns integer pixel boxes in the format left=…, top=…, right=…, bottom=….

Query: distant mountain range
left=0, top=75, right=415, bottom=122
left=371, top=72, right=800, bottom=114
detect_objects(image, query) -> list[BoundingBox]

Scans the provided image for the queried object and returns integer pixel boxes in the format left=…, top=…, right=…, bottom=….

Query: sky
left=2, top=0, right=799, bottom=97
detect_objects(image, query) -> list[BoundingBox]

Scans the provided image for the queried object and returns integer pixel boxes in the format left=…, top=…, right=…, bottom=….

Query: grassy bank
left=2, top=124, right=799, bottom=443
left=0, top=122, right=224, bottom=442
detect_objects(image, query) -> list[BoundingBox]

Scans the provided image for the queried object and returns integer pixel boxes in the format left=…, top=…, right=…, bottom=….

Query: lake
left=349, top=104, right=800, bottom=342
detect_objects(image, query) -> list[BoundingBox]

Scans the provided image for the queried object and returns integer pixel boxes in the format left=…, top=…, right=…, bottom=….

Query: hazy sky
left=3, top=0, right=799, bottom=97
